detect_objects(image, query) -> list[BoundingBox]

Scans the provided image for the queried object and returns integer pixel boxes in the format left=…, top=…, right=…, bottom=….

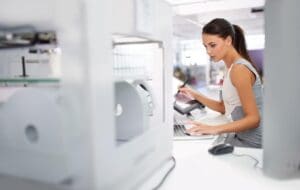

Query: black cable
left=152, top=156, right=176, bottom=190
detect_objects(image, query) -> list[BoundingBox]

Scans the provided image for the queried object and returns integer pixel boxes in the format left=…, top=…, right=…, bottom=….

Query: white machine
left=115, top=80, right=155, bottom=142
left=263, top=0, right=300, bottom=179
left=0, top=0, right=173, bottom=189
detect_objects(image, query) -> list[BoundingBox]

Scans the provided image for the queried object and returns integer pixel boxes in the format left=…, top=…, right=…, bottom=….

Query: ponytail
left=232, top=25, right=250, bottom=62
left=232, top=24, right=262, bottom=79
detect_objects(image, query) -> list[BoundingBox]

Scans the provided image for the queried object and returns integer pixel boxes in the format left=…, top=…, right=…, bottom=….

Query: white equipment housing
left=0, top=0, right=173, bottom=189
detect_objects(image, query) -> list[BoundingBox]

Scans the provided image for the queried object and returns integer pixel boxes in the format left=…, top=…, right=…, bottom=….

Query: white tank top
left=222, top=62, right=241, bottom=117
left=222, top=58, right=262, bottom=118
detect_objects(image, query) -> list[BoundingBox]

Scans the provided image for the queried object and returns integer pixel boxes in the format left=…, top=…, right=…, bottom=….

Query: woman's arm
left=187, top=64, right=260, bottom=135
left=179, top=86, right=225, bottom=114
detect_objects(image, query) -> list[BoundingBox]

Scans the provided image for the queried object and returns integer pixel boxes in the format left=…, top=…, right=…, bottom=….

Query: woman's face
left=202, top=33, right=231, bottom=62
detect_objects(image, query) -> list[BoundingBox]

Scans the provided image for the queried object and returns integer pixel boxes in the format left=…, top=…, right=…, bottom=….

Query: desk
left=142, top=109, right=300, bottom=190
left=141, top=139, right=300, bottom=190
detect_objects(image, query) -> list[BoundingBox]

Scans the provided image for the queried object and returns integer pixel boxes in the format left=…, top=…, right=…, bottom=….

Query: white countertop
left=141, top=139, right=300, bottom=190
left=141, top=107, right=300, bottom=190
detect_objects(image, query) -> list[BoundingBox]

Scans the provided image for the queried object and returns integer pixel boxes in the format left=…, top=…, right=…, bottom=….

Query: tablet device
left=174, top=99, right=205, bottom=115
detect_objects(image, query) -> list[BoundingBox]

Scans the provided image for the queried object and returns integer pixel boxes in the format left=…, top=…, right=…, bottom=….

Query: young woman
left=179, top=18, right=263, bottom=148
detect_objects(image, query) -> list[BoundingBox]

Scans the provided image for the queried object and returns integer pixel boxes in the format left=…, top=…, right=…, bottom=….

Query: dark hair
left=202, top=18, right=260, bottom=75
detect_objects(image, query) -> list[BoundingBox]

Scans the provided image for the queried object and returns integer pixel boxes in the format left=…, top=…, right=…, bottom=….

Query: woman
left=179, top=18, right=263, bottom=148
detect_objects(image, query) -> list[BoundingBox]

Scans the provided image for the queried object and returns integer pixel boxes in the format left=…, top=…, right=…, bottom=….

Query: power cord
left=231, top=153, right=262, bottom=169
left=152, top=156, right=176, bottom=190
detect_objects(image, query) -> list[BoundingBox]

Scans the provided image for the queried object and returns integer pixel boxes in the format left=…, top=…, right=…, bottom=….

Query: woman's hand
left=178, top=86, right=197, bottom=99
left=185, top=120, right=220, bottom=135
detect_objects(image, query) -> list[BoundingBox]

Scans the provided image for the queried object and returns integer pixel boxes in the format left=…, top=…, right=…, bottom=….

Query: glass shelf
left=0, top=77, right=60, bottom=84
